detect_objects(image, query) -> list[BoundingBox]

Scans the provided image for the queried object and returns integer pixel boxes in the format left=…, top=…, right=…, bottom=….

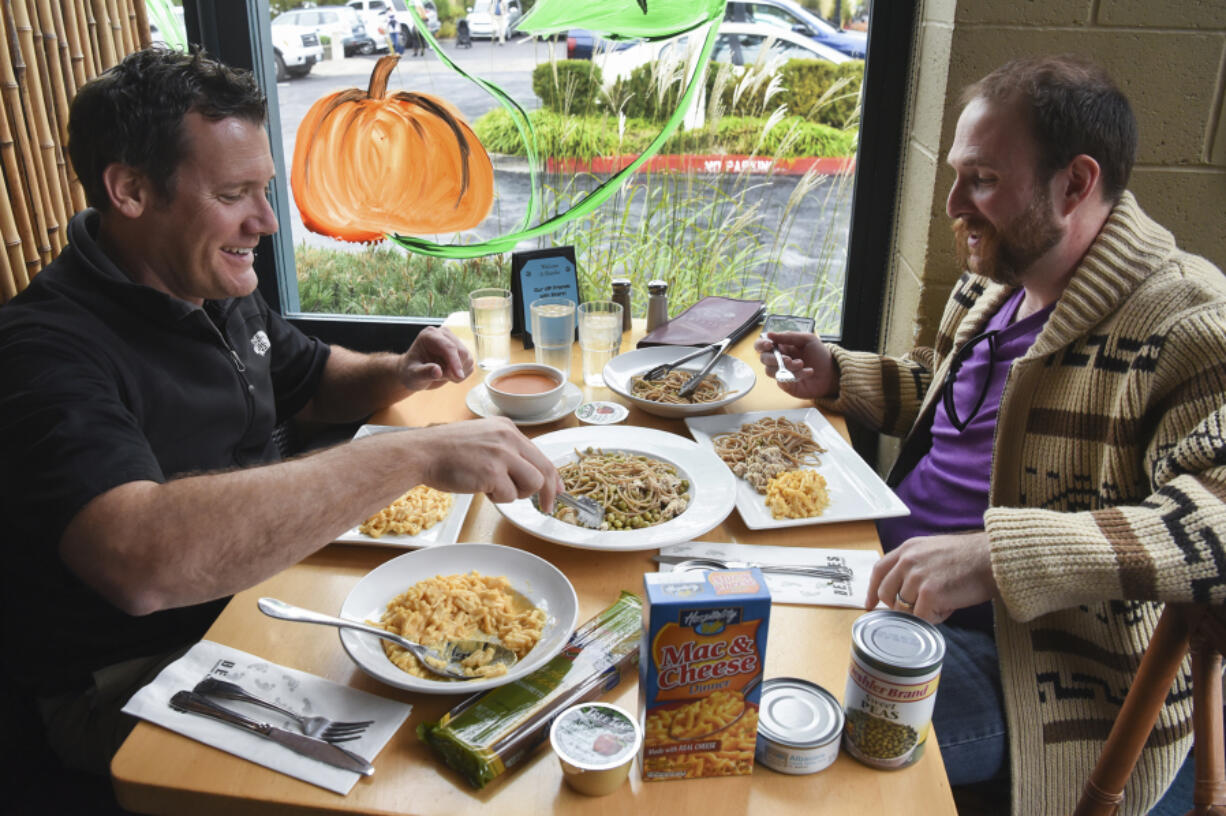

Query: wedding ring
left=895, top=592, right=916, bottom=612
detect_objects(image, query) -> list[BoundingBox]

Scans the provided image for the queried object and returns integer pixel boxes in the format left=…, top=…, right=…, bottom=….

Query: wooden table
left=111, top=320, right=956, bottom=815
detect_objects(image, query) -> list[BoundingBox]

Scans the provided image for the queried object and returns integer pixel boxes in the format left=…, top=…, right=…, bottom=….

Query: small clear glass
left=530, top=296, right=576, bottom=381
left=578, top=301, right=623, bottom=387
left=468, top=287, right=511, bottom=370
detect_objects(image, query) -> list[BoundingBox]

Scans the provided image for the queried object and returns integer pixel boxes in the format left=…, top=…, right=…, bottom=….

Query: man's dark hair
left=962, top=54, right=1138, bottom=203
left=67, top=47, right=267, bottom=210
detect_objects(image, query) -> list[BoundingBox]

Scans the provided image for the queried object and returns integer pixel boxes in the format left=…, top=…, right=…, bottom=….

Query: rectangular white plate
left=332, top=425, right=474, bottom=549
left=685, top=408, right=909, bottom=529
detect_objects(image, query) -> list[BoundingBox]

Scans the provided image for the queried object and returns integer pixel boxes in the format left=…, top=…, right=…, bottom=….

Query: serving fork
left=193, top=676, right=373, bottom=743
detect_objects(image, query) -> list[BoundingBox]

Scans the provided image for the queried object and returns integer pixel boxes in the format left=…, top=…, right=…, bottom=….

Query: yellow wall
left=887, top=0, right=1226, bottom=357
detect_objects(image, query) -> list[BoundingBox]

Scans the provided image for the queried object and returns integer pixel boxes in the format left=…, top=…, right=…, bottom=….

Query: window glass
left=265, top=1, right=880, bottom=340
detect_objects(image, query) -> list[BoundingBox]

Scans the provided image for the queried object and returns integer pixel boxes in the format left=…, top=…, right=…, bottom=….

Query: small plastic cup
left=550, top=702, right=641, bottom=796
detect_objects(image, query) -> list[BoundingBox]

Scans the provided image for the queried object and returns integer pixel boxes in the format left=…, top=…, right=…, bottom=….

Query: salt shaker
left=646, top=280, right=669, bottom=333
left=611, top=278, right=632, bottom=331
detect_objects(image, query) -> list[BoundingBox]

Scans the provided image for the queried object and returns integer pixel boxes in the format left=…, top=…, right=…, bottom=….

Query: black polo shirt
left=0, top=210, right=329, bottom=695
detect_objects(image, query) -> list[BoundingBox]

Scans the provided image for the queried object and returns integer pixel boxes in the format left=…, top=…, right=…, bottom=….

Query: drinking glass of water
left=530, top=296, right=576, bottom=381
left=468, top=288, right=511, bottom=370
left=578, top=301, right=623, bottom=387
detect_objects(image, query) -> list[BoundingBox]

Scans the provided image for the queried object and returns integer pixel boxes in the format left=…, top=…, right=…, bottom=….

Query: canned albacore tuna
left=842, top=611, right=945, bottom=770
left=755, top=677, right=843, bottom=774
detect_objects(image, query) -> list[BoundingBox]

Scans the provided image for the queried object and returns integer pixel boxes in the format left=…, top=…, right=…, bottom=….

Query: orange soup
left=492, top=371, right=559, bottom=394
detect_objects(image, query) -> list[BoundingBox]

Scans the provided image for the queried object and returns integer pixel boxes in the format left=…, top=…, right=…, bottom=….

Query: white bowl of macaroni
left=338, top=543, right=579, bottom=694
left=602, top=347, right=756, bottom=418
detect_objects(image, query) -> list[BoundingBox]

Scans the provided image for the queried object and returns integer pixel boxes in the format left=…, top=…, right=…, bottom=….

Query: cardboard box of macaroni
left=640, top=568, right=771, bottom=780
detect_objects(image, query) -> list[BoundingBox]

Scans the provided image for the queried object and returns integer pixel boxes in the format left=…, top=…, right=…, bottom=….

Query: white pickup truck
left=270, top=24, right=325, bottom=81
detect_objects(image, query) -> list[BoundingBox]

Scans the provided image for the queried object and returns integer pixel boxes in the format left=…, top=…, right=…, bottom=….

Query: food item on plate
left=765, top=469, right=830, bottom=519
left=629, top=370, right=728, bottom=404
left=553, top=447, right=689, bottom=530
left=418, top=591, right=643, bottom=789
left=712, top=416, right=825, bottom=486
left=379, top=571, right=545, bottom=680
left=359, top=485, right=454, bottom=538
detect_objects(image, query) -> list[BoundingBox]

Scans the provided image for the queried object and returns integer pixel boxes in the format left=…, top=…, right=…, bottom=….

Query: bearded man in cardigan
left=757, top=55, right=1226, bottom=815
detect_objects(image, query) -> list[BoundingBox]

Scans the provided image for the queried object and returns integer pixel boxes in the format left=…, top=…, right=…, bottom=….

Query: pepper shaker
left=611, top=278, right=632, bottom=331
left=646, top=280, right=669, bottom=333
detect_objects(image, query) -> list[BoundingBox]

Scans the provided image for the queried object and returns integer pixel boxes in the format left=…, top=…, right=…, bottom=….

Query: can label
left=842, top=654, right=940, bottom=769
left=756, top=738, right=839, bottom=775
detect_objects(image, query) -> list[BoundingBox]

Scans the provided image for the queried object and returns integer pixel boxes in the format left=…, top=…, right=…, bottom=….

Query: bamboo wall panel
left=0, top=0, right=147, bottom=303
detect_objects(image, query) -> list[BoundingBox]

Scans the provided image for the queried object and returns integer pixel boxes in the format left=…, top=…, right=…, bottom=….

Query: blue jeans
left=933, top=622, right=1009, bottom=786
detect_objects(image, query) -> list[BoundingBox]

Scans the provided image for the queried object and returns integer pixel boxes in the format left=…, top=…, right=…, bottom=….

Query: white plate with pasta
left=602, top=346, right=756, bottom=418
left=685, top=408, right=910, bottom=529
left=333, top=425, right=474, bottom=549
left=339, top=543, right=579, bottom=694
left=496, top=426, right=737, bottom=550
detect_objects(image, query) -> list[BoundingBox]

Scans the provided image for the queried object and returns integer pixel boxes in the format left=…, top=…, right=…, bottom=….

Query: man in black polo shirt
left=0, top=48, right=560, bottom=775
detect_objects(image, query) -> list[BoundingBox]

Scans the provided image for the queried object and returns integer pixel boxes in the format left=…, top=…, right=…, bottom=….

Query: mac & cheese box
left=640, top=568, right=771, bottom=780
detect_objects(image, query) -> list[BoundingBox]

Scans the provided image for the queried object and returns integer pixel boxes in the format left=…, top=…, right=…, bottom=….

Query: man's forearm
left=59, top=431, right=429, bottom=615
left=298, top=346, right=409, bottom=424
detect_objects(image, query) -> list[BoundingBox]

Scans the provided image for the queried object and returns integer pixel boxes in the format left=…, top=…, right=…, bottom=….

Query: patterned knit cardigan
left=818, top=192, right=1226, bottom=815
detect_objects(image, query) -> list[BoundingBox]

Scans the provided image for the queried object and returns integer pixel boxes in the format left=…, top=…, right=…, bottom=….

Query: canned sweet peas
left=842, top=610, right=946, bottom=770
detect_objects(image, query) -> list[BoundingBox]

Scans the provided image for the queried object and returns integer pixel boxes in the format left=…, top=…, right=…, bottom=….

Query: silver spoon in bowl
left=257, top=597, right=518, bottom=681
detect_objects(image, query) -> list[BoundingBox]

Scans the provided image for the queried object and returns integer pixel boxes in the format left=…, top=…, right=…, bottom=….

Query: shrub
left=437, top=21, right=455, bottom=39
left=780, top=59, right=863, bottom=128
left=473, top=107, right=857, bottom=160
left=531, top=60, right=606, bottom=116
left=606, top=60, right=703, bottom=122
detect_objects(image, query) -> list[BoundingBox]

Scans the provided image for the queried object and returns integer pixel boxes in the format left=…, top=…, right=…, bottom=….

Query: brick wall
left=884, top=0, right=1226, bottom=355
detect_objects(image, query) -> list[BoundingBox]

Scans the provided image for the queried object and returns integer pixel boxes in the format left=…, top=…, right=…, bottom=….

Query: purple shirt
left=876, top=289, right=1053, bottom=633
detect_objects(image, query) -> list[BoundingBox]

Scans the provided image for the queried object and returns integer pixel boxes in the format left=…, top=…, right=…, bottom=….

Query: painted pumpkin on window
left=290, top=55, right=494, bottom=243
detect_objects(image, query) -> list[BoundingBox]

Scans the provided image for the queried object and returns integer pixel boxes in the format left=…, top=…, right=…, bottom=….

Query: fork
left=765, top=332, right=797, bottom=384
left=193, top=677, right=373, bottom=743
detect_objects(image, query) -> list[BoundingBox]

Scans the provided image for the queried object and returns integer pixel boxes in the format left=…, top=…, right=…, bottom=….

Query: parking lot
left=271, top=35, right=852, bottom=303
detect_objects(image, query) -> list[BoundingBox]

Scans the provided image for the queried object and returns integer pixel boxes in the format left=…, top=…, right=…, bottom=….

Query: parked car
left=271, top=24, right=326, bottom=81
left=566, top=29, right=637, bottom=60
left=725, top=0, right=866, bottom=59
left=272, top=6, right=376, bottom=57
left=597, top=21, right=849, bottom=86
left=464, top=0, right=521, bottom=40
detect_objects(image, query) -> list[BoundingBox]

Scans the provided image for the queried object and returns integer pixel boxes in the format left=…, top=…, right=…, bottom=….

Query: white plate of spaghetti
left=496, top=426, right=737, bottom=550
left=602, top=347, right=756, bottom=418
left=332, top=425, right=474, bottom=549
left=686, top=408, right=910, bottom=529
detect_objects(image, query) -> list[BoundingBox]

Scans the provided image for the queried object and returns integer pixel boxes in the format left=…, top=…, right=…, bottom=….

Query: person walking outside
left=492, top=0, right=506, bottom=45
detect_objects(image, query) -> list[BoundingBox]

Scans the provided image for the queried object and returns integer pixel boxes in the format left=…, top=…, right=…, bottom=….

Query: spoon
left=256, top=597, right=518, bottom=681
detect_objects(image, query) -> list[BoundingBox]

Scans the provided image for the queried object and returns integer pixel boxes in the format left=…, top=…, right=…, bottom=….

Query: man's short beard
left=953, top=188, right=1063, bottom=287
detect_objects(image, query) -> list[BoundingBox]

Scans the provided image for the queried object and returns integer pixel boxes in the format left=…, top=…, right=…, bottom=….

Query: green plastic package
left=417, top=591, right=643, bottom=789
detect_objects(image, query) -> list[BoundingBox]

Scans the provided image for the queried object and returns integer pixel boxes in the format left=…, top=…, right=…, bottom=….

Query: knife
left=651, top=554, right=854, bottom=581
left=169, top=690, right=375, bottom=776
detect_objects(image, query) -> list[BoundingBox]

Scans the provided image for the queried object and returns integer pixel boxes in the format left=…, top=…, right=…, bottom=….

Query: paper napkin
left=658, top=541, right=882, bottom=608
left=122, top=640, right=411, bottom=794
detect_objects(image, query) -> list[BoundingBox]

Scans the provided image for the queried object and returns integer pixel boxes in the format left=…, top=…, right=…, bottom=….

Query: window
left=188, top=0, right=914, bottom=354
